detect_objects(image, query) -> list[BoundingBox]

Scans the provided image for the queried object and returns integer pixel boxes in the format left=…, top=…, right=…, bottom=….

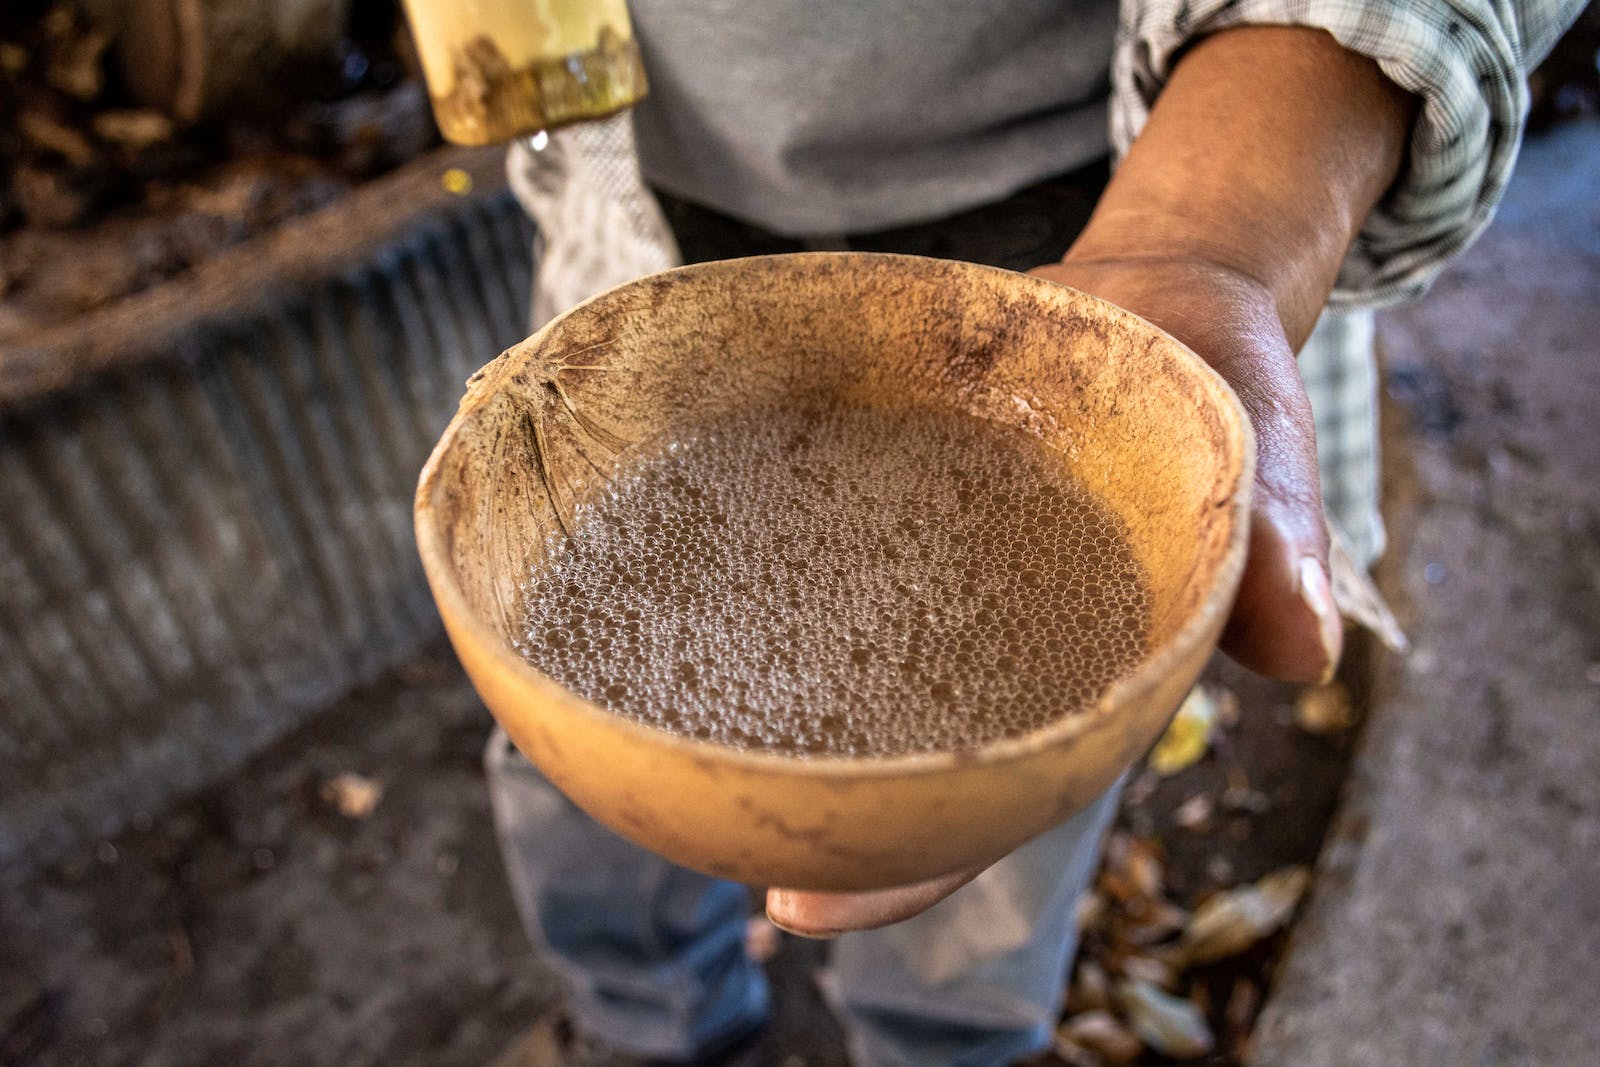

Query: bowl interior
left=420, top=253, right=1250, bottom=756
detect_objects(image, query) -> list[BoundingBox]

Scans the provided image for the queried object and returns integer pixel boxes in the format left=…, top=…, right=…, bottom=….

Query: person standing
left=492, top=2, right=1584, bottom=1063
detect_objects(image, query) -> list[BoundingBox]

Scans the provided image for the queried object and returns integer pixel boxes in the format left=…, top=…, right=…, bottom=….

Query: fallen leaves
left=1115, top=978, right=1215, bottom=1058
left=18, top=109, right=97, bottom=166
left=1295, top=682, right=1358, bottom=734
left=1148, top=685, right=1232, bottom=775
left=1056, top=665, right=1338, bottom=1064
left=1327, top=521, right=1408, bottom=652
left=319, top=772, right=384, bottom=819
left=1170, top=867, right=1311, bottom=969
left=41, top=13, right=109, bottom=101
left=1064, top=958, right=1113, bottom=1015
left=92, top=109, right=176, bottom=150
left=1056, top=1009, right=1143, bottom=1064
left=1068, top=832, right=1313, bottom=1061
left=1173, top=793, right=1215, bottom=832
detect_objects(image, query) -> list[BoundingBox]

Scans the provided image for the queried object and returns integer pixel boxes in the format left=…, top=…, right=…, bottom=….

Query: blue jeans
left=486, top=730, right=1123, bottom=1066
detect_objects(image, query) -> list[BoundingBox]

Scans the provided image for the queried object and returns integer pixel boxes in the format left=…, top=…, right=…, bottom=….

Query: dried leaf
left=19, top=111, right=97, bottom=166
left=1124, top=837, right=1165, bottom=898
left=1213, top=685, right=1241, bottom=729
left=183, top=173, right=272, bottom=220
left=1123, top=900, right=1190, bottom=945
left=0, top=42, right=28, bottom=75
left=1118, top=952, right=1177, bottom=990
left=1062, top=1010, right=1142, bottom=1064
left=1065, top=959, right=1113, bottom=1015
left=12, top=164, right=95, bottom=227
left=166, top=923, right=193, bottom=979
left=1328, top=521, right=1408, bottom=651
left=1075, top=889, right=1108, bottom=933
left=1124, top=769, right=1159, bottom=806
left=1174, top=793, right=1214, bottom=831
left=1050, top=1031, right=1108, bottom=1067
left=1295, top=682, right=1357, bottom=733
left=1149, top=686, right=1221, bottom=775
left=93, top=110, right=176, bottom=150
left=1099, top=835, right=1167, bottom=906
left=1115, top=978, right=1214, bottom=1058
left=45, top=26, right=111, bottom=101
left=1171, top=866, right=1310, bottom=968
left=320, top=772, right=384, bottom=819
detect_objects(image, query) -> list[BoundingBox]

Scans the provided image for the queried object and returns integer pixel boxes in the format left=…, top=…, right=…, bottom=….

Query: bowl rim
left=415, top=252, right=1256, bottom=781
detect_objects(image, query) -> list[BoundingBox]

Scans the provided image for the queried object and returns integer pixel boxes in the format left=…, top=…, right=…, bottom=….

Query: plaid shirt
left=1113, top=0, right=1587, bottom=308
left=514, top=0, right=1585, bottom=582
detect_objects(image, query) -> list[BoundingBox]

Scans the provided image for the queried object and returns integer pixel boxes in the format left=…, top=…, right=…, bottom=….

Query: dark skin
left=768, top=25, right=1417, bottom=937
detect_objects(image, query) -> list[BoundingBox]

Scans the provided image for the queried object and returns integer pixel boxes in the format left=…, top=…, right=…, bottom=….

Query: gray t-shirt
left=629, top=0, right=1118, bottom=236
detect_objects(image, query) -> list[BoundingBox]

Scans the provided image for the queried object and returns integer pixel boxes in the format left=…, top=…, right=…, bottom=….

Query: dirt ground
left=4, top=18, right=1593, bottom=1064
left=0, top=633, right=1362, bottom=1067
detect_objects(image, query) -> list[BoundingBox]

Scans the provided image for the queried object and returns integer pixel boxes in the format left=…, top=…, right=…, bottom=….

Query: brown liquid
left=515, top=403, right=1151, bottom=757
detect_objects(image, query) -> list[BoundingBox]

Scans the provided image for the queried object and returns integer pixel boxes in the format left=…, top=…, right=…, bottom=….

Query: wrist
left=1066, top=25, right=1414, bottom=347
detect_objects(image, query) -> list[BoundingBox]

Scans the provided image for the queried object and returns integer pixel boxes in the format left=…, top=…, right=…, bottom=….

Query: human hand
left=766, top=866, right=982, bottom=938
left=1031, top=25, right=1410, bottom=683
left=1030, top=254, right=1341, bottom=683
left=763, top=255, right=1338, bottom=937
left=763, top=252, right=1342, bottom=936
left=766, top=26, right=1411, bottom=938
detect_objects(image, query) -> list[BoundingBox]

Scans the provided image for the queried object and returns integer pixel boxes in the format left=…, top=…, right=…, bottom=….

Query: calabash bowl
left=415, top=253, right=1253, bottom=890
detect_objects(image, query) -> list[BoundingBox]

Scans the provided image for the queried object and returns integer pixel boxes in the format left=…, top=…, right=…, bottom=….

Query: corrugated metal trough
left=0, top=148, right=532, bottom=877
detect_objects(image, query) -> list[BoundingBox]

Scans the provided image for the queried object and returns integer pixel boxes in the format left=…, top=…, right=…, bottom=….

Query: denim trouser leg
left=489, top=723, right=1121, bottom=1066
left=824, top=777, right=1124, bottom=1067
left=485, top=729, right=769, bottom=1060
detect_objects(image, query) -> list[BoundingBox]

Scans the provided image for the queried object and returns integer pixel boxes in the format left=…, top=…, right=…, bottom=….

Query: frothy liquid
left=515, top=403, right=1151, bottom=757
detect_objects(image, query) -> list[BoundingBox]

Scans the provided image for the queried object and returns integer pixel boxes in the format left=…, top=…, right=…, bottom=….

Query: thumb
left=1028, top=259, right=1341, bottom=683
left=1208, top=328, right=1343, bottom=683
left=765, top=866, right=982, bottom=938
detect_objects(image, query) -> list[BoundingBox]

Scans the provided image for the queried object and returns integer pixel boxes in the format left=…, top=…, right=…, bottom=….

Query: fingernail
left=1298, top=556, right=1344, bottom=684
left=765, top=894, right=841, bottom=940
left=767, top=915, right=841, bottom=940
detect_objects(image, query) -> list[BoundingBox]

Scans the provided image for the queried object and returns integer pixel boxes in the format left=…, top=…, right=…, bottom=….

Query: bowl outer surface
left=416, top=253, right=1253, bottom=891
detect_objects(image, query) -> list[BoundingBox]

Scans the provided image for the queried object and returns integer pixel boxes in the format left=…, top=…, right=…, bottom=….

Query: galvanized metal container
left=0, top=148, right=532, bottom=877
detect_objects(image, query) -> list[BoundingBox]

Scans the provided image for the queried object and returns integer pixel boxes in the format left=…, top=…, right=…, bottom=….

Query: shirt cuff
left=1111, top=0, right=1535, bottom=307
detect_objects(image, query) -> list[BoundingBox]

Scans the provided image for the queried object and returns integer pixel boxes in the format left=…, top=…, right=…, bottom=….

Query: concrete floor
left=1251, top=117, right=1600, bottom=1066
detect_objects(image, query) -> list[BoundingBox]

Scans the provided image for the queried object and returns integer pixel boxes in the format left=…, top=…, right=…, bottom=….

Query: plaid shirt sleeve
left=1111, top=0, right=1587, bottom=307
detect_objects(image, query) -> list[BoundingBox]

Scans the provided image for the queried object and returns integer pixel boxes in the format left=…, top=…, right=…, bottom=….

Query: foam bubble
left=514, top=403, right=1152, bottom=757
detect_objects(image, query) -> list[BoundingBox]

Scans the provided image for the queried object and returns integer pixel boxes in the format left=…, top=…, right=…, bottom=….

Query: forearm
left=1068, top=26, right=1415, bottom=348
